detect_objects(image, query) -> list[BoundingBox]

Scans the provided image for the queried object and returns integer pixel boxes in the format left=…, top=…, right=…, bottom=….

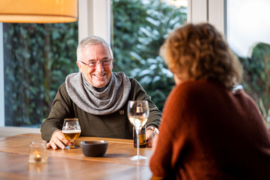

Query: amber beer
left=133, top=125, right=146, bottom=148
left=62, top=130, right=81, bottom=141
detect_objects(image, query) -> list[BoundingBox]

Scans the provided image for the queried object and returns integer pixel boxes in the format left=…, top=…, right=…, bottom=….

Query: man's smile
left=93, top=73, right=106, bottom=78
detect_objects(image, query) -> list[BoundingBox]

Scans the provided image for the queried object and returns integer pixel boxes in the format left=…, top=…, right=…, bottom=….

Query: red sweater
left=150, top=80, right=270, bottom=180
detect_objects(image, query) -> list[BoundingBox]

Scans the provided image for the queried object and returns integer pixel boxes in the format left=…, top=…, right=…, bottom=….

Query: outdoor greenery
left=3, top=0, right=270, bottom=128
left=3, top=23, right=78, bottom=126
left=112, top=0, right=187, bottom=109
left=238, top=43, right=270, bottom=123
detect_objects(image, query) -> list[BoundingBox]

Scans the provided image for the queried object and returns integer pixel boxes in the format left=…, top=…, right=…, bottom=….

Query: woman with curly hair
left=149, top=23, right=270, bottom=180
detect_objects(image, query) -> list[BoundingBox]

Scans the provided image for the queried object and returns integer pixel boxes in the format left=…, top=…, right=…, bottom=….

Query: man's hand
left=146, top=130, right=157, bottom=147
left=47, top=130, right=71, bottom=150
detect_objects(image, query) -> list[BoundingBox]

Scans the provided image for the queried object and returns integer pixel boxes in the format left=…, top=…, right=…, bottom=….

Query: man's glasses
left=80, top=59, right=112, bottom=68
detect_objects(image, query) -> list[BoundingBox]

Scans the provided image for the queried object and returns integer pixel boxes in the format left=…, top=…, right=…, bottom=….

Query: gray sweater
left=41, top=78, right=161, bottom=141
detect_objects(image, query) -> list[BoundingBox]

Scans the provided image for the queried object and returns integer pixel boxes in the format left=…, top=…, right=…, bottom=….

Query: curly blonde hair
left=161, top=23, right=242, bottom=89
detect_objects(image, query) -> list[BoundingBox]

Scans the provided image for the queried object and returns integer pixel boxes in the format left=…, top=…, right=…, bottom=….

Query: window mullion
left=188, top=0, right=208, bottom=23
left=208, top=0, right=226, bottom=36
left=78, top=0, right=111, bottom=45
left=0, top=22, right=5, bottom=127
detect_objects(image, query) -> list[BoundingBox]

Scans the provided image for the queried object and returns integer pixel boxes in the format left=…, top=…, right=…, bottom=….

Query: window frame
left=0, top=22, right=4, bottom=127
left=78, top=0, right=111, bottom=44
left=188, top=0, right=226, bottom=35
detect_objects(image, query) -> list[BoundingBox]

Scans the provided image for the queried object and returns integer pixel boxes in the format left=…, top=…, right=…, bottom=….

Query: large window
left=227, top=0, right=270, bottom=128
left=112, top=0, right=187, bottom=110
left=2, top=22, right=78, bottom=127
left=0, top=0, right=187, bottom=131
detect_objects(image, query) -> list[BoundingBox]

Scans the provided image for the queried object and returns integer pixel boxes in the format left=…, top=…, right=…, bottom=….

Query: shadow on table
left=104, top=153, right=130, bottom=158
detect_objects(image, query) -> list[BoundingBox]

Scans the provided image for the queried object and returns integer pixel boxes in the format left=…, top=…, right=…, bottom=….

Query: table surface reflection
left=0, top=133, right=153, bottom=180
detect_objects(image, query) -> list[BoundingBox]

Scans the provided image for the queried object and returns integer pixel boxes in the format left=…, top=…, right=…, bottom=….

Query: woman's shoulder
left=171, top=80, right=226, bottom=98
left=164, top=80, right=230, bottom=116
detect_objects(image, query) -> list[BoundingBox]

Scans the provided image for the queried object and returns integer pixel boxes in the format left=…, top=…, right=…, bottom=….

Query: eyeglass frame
left=79, top=58, right=113, bottom=68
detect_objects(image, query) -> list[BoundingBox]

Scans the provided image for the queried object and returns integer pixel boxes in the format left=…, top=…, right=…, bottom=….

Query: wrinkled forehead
left=83, top=43, right=113, bottom=58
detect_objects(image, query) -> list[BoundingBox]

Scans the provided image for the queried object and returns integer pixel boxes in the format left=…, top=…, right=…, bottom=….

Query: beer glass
left=62, top=118, right=81, bottom=149
left=127, top=101, right=149, bottom=161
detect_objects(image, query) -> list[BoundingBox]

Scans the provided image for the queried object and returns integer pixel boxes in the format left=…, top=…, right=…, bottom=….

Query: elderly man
left=41, top=36, right=161, bottom=150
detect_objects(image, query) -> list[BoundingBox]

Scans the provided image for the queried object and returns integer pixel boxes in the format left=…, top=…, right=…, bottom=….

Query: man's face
left=77, top=43, right=113, bottom=88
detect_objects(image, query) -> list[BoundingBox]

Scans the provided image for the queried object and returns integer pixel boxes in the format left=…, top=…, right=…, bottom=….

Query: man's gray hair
left=77, top=36, right=113, bottom=62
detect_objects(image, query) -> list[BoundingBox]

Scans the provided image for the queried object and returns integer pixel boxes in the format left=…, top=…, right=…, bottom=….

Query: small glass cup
left=29, top=140, right=47, bottom=164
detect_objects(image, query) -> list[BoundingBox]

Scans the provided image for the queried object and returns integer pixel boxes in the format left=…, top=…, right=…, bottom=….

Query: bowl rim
left=80, top=140, right=108, bottom=145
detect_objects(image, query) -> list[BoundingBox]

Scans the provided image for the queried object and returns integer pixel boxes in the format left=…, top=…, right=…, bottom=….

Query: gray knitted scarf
left=65, top=72, right=131, bottom=115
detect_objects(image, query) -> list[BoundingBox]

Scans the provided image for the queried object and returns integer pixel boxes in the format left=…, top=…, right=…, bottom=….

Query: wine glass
left=62, top=118, right=81, bottom=149
left=127, top=101, right=149, bottom=161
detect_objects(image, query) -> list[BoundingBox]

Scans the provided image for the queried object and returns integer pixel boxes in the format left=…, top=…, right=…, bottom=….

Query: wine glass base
left=65, top=145, right=80, bottom=149
left=130, top=155, right=147, bottom=161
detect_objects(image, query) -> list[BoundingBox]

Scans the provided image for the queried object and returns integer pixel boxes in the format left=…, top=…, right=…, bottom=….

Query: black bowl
left=80, top=141, right=108, bottom=157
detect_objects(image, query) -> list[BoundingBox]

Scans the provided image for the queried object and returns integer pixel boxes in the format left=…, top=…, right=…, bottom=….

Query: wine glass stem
left=136, top=128, right=140, bottom=161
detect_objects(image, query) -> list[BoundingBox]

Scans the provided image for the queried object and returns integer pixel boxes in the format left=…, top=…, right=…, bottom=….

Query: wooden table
left=0, top=133, right=153, bottom=180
